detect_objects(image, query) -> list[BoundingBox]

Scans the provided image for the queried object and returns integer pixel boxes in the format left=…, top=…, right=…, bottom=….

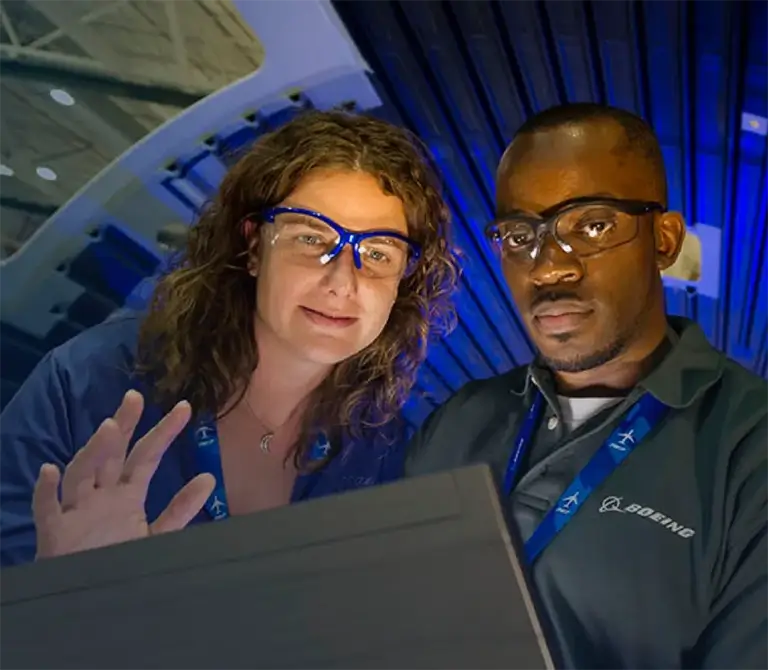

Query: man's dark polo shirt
left=406, top=317, right=767, bottom=669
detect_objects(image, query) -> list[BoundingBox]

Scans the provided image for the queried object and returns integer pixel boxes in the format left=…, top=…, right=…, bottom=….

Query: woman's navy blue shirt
left=0, top=316, right=406, bottom=566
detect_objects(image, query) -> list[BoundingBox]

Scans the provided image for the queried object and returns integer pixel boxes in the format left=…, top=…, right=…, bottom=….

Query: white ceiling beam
left=164, top=3, right=191, bottom=81
left=29, top=0, right=208, bottom=118
left=0, top=44, right=214, bottom=107
left=0, top=6, right=21, bottom=47
left=28, top=1, right=127, bottom=50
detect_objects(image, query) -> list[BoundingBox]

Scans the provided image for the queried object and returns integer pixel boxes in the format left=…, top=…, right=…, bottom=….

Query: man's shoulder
left=440, top=365, right=530, bottom=410
left=682, top=341, right=767, bottom=528
left=405, top=365, right=531, bottom=476
left=699, top=343, right=767, bottom=445
left=718, top=355, right=767, bottom=415
left=665, top=317, right=766, bottom=431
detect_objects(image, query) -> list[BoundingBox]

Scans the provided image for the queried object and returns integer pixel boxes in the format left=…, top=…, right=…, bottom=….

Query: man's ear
left=654, top=211, right=686, bottom=271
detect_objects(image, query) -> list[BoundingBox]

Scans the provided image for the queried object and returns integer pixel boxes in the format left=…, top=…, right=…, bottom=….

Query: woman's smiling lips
left=300, top=306, right=358, bottom=328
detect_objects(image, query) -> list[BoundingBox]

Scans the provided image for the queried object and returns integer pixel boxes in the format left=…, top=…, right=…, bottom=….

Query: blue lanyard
left=503, top=388, right=669, bottom=563
left=193, top=420, right=332, bottom=521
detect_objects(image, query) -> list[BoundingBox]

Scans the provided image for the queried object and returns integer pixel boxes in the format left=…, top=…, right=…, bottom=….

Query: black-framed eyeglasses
left=485, top=197, right=666, bottom=263
left=259, top=206, right=421, bottom=279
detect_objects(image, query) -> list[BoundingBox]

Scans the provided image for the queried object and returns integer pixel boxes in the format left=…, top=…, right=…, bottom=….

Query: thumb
left=149, top=473, right=216, bottom=535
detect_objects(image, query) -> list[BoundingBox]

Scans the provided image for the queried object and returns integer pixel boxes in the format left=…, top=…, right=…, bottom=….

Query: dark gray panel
left=1, top=465, right=555, bottom=670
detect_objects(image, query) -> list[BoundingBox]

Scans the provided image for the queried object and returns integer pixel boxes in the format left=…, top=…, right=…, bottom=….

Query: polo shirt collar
left=509, top=317, right=724, bottom=408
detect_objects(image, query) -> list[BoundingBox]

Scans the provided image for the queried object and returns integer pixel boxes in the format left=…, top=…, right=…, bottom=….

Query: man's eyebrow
left=496, top=192, right=624, bottom=218
left=580, top=191, right=619, bottom=200
left=495, top=207, right=530, bottom=218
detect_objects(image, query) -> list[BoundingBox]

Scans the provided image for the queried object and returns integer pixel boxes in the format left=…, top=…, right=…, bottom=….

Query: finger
left=61, top=418, right=124, bottom=509
left=149, top=473, right=216, bottom=535
left=69, top=391, right=144, bottom=496
left=112, top=390, right=144, bottom=435
left=95, top=391, right=144, bottom=488
left=32, top=464, right=63, bottom=530
left=122, top=401, right=192, bottom=489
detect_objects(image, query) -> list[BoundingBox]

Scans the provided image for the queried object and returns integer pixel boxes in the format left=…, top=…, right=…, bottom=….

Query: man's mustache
left=529, top=290, right=587, bottom=311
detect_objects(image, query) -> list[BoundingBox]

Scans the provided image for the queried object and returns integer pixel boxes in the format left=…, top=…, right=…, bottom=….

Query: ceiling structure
left=0, top=0, right=263, bottom=257
left=0, top=0, right=765, bottom=428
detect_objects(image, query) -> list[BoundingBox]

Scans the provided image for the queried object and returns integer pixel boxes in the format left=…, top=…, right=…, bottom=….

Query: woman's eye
left=368, top=249, right=390, bottom=263
left=297, top=234, right=321, bottom=245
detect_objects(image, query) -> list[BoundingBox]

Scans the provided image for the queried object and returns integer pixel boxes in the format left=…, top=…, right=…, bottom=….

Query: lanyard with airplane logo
left=193, top=421, right=333, bottom=521
left=502, top=389, right=670, bottom=563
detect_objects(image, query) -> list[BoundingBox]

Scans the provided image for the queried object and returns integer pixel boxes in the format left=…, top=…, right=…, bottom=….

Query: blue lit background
left=1, top=0, right=765, bottom=437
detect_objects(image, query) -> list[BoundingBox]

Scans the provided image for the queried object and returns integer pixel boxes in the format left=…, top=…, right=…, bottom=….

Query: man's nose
left=528, top=234, right=584, bottom=286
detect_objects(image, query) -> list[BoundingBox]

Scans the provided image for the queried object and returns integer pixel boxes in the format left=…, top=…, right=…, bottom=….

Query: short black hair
left=510, top=103, right=668, bottom=204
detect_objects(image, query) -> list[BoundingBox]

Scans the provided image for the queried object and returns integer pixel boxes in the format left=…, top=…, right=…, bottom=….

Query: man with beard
left=406, top=103, right=767, bottom=669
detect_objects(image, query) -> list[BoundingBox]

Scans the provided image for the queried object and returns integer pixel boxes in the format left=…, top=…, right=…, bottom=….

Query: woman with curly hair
left=0, top=110, right=459, bottom=565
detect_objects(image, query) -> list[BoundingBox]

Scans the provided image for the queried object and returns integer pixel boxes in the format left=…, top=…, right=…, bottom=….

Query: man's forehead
left=496, top=121, right=662, bottom=214
left=496, top=165, right=642, bottom=214
left=496, top=152, right=661, bottom=215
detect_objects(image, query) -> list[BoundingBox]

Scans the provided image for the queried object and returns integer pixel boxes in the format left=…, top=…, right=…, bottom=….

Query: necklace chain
left=244, top=395, right=281, bottom=454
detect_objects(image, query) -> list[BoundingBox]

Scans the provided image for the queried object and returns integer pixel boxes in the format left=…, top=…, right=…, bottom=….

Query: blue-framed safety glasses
left=260, top=206, right=421, bottom=279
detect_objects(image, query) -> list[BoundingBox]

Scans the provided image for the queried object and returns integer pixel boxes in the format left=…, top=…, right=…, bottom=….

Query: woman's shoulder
left=51, top=313, right=142, bottom=374
left=0, top=314, right=146, bottom=489
left=28, top=315, right=146, bottom=444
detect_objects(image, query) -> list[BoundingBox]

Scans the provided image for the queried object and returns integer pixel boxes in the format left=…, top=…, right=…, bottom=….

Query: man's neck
left=553, top=326, right=671, bottom=398
left=246, top=318, right=332, bottom=427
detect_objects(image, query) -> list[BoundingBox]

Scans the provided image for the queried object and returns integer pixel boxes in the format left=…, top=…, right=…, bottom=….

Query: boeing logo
left=556, top=492, right=580, bottom=515
left=195, top=425, right=215, bottom=445
left=599, top=496, right=695, bottom=539
left=209, top=496, right=227, bottom=520
left=608, top=429, right=636, bottom=453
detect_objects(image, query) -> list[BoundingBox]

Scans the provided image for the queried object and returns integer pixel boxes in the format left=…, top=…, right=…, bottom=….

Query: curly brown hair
left=136, top=109, right=459, bottom=463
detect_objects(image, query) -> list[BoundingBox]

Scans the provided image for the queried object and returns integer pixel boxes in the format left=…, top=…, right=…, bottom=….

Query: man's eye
left=582, top=220, right=613, bottom=237
left=504, top=229, right=535, bottom=247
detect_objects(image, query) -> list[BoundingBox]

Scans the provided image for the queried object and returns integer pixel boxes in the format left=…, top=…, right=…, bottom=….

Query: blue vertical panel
left=714, top=1, right=742, bottom=352
left=591, top=2, right=641, bottom=113
left=690, top=2, right=730, bottom=342
left=543, top=0, right=599, bottom=103
left=728, top=135, right=766, bottom=362
left=496, top=1, right=563, bottom=111
left=446, top=1, right=531, bottom=143
left=398, top=1, right=500, bottom=206
left=735, top=0, right=768, bottom=367
left=643, top=1, right=685, bottom=214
